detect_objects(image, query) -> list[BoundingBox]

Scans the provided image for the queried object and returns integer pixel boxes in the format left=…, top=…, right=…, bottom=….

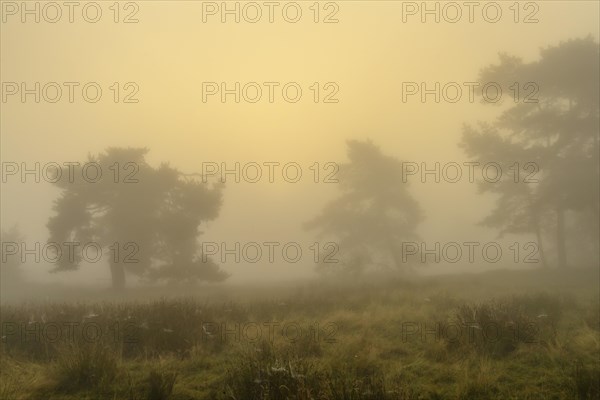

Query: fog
left=1, top=2, right=599, bottom=290
left=1, top=2, right=600, bottom=399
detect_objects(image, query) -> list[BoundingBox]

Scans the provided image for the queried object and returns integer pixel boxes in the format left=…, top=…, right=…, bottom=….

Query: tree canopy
left=47, top=147, right=228, bottom=289
left=305, top=140, right=423, bottom=275
left=461, top=37, right=600, bottom=268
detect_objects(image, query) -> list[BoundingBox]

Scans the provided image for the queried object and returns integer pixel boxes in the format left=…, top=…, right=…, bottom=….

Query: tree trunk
left=385, top=233, right=404, bottom=271
left=530, top=201, right=547, bottom=269
left=556, top=205, right=567, bottom=268
left=110, top=262, right=126, bottom=290
left=534, top=223, right=547, bottom=269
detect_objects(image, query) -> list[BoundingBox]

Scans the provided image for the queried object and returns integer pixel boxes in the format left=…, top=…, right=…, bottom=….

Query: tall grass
left=0, top=270, right=598, bottom=399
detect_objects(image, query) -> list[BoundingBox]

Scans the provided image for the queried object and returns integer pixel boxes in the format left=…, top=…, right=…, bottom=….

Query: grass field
left=1, top=268, right=599, bottom=400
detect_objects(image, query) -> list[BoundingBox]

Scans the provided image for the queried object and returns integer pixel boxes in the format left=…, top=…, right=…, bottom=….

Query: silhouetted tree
left=47, top=147, right=228, bottom=289
left=0, top=225, right=25, bottom=288
left=305, top=140, right=423, bottom=275
left=461, top=37, right=600, bottom=268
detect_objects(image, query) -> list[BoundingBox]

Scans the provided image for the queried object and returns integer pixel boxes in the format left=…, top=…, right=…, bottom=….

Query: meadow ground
left=0, top=268, right=599, bottom=400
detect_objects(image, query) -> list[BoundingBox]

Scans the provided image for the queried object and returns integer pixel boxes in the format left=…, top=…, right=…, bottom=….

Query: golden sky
left=1, top=1, right=599, bottom=283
